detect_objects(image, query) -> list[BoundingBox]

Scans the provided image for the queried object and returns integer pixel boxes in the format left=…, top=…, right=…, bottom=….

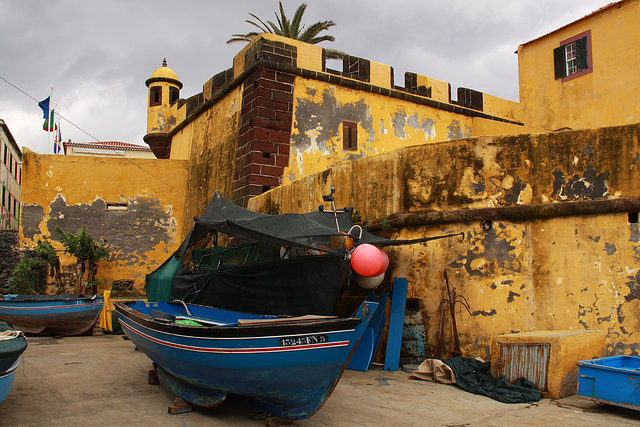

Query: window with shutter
left=553, top=30, right=592, bottom=82
left=342, top=121, right=358, bottom=151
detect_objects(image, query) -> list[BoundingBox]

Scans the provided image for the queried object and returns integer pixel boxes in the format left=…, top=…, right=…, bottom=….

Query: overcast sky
left=1, top=0, right=608, bottom=155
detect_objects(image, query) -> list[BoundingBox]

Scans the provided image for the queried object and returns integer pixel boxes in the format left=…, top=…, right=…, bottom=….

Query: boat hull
left=116, top=300, right=377, bottom=419
left=0, top=297, right=104, bottom=335
left=0, top=357, right=21, bottom=404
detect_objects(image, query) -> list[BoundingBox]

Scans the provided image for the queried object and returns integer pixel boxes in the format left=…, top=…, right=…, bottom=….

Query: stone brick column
left=232, top=68, right=295, bottom=207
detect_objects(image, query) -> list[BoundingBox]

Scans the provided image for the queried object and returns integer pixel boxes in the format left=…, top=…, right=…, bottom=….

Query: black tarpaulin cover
left=147, top=191, right=460, bottom=316
left=176, top=191, right=452, bottom=257
left=172, top=255, right=348, bottom=316
left=441, top=357, right=543, bottom=403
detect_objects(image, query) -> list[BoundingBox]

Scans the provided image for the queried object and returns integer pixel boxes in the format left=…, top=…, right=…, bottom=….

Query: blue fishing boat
left=115, top=299, right=378, bottom=419
left=129, top=190, right=458, bottom=418
left=0, top=294, right=103, bottom=335
left=0, top=321, right=27, bottom=404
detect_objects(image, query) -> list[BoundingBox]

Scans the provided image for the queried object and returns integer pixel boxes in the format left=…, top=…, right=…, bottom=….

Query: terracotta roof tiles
left=63, top=141, right=152, bottom=152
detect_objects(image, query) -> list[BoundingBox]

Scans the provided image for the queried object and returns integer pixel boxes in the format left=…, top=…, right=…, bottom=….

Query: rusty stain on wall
left=448, top=226, right=522, bottom=278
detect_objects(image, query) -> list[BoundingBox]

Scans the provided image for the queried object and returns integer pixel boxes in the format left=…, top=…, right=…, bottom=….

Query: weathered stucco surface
left=19, top=149, right=189, bottom=293
left=286, top=78, right=474, bottom=183
left=250, top=123, right=640, bottom=357
left=170, top=87, right=242, bottom=237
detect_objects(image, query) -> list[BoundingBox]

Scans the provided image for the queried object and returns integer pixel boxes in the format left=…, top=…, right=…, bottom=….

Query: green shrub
left=8, top=257, right=47, bottom=294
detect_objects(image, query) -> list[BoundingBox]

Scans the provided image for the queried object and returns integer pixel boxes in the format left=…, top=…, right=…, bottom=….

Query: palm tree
left=228, top=2, right=340, bottom=57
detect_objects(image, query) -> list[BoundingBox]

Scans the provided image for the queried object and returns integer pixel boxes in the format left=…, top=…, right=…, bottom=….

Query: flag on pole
left=54, top=115, right=62, bottom=154
left=43, top=109, right=57, bottom=131
left=38, top=97, right=51, bottom=119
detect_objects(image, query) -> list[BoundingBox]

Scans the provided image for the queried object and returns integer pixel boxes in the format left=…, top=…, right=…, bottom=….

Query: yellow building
left=0, top=119, right=22, bottom=230
left=517, top=0, right=640, bottom=130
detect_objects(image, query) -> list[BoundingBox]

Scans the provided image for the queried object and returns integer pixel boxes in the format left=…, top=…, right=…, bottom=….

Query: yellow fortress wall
left=19, top=148, right=189, bottom=293
left=250, top=123, right=640, bottom=358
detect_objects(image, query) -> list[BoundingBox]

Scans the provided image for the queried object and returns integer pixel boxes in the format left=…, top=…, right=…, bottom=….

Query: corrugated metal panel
left=499, top=343, right=550, bottom=391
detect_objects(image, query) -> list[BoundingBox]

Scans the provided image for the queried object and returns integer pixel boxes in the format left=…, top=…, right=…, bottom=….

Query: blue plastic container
left=577, top=355, right=640, bottom=412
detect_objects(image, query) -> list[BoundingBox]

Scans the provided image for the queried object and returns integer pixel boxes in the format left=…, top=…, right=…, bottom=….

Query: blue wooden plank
left=347, top=292, right=388, bottom=371
left=384, top=277, right=408, bottom=371
left=371, top=292, right=389, bottom=360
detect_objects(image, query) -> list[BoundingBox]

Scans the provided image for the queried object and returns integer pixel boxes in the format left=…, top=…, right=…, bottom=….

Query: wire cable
left=0, top=75, right=186, bottom=197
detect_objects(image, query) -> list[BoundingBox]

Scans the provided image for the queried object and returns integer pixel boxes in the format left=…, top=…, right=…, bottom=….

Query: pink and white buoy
left=350, top=244, right=389, bottom=289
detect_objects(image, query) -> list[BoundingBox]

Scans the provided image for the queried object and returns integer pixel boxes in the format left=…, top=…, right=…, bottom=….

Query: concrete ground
left=0, top=335, right=638, bottom=426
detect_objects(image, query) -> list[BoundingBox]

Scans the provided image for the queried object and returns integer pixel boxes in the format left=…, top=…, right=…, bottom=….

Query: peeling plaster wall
left=250, top=123, right=640, bottom=357
left=286, top=78, right=473, bottom=183
left=19, top=149, right=189, bottom=293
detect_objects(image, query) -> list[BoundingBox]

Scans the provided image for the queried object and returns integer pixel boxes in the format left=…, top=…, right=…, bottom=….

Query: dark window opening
left=9, top=154, right=12, bottom=173
left=169, top=87, right=179, bottom=105
left=13, top=199, right=17, bottom=218
left=149, top=86, right=162, bottom=107
left=18, top=169, right=21, bottom=185
left=628, top=212, right=639, bottom=224
left=343, top=121, right=358, bottom=151
left=3, top=145, right=7, bottom=164
left=262, top=152, right=271, bottom=159
left=261, top=185, right=270, bottom=194
left=1, top=186, right=5, bottom=208
left=553, top=30, right=592, bottom=82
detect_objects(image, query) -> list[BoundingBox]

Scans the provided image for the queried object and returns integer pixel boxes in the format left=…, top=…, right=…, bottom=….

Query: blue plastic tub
left=577, top=355, right=640, bottom=412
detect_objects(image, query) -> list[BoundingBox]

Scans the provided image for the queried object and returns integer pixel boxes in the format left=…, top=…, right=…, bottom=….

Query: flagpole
left=48, top=85, right=53, bottom=154
left=54, top=102, right=58, bottom=154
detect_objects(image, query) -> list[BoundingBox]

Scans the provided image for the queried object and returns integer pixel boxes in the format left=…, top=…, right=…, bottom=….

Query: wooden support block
left=265, top=416, right=293, bottom=427
left=92, top=326, right=103, bottom=335
left=168, top=397, right=193, bottom=414
left=168, top=405, right=192, bottom=414
left=147, top=369, right=159, bottom=385
left=173, top=397, right=190, bottom=407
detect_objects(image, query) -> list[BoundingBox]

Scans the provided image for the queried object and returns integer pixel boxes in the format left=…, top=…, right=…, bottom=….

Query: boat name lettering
left=278, top=335, right=328, bottom=346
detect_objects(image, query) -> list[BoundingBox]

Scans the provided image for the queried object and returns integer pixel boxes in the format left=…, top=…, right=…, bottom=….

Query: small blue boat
left=0, top=294, right=104, bottom=335
left=0, top=321, right=27, bottom=404
left=115, top=299, right=378, bottom=420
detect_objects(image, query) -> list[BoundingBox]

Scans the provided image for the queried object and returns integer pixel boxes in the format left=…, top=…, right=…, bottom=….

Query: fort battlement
left=172, top=33, right=522, bottom=136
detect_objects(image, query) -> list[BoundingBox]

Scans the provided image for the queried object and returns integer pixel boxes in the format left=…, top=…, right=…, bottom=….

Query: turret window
left=169, top=87, right=179, bottom=105
left=149, top=86, right=162, bottom=107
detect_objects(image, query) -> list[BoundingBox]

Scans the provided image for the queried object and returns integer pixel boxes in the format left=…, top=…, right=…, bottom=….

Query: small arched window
left=149, top=86, right=162, bottom=107
left=169, top=87, right=179, bottom=105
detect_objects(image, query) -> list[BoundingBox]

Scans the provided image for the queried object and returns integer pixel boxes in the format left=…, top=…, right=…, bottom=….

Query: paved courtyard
left=0, top=335, right=638, bottom=426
